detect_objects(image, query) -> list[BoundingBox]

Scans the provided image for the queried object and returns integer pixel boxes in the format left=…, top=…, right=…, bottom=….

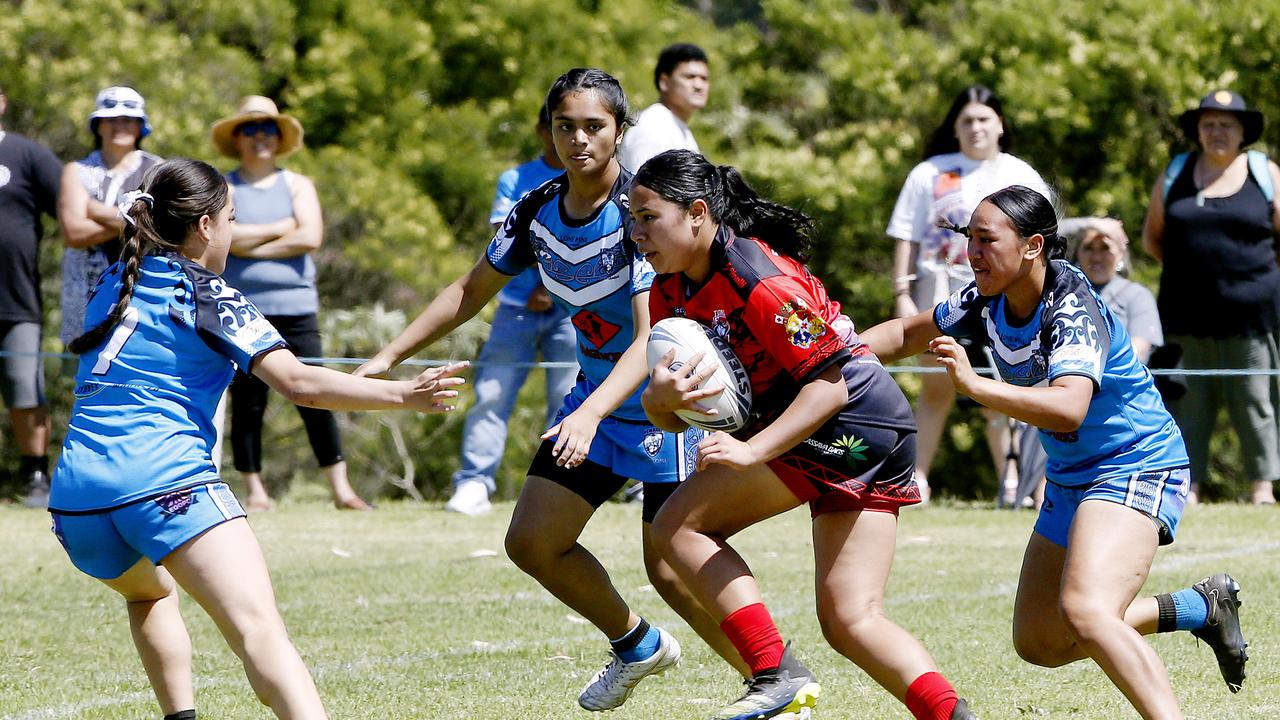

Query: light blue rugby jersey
left=50, top=253, right=287, bottom=513
left=934, top=259, right=1187, bottom=487
left=486, top=170, right=654, bottom=421
left=490, top=157, right=562, bottom=306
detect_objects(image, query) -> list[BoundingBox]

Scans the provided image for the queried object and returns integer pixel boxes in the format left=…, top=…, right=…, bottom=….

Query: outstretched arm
left=356, top=257, right=510, bottom=377
left=254, top=349, right=467, bottom=413
left=859, top=308, right=944, bottom=364
left=929, top=336, right=1092, bottom=432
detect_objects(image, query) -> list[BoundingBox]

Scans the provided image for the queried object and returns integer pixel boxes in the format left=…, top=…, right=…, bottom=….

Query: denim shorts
left=50, top=482, right=246, bottom=579
left=1034, top=467, right=1191, bottom=548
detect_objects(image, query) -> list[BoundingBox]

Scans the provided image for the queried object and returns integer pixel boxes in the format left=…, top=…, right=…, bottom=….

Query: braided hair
left=68, top=158, right=228, bottom=354
left=935, top=185, right=1063, bottom=261
left=632, top=149, right=815, bottom=262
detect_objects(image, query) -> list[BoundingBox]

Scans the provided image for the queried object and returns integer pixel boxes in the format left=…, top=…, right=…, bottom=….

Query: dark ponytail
left=982, top=185, right=1064, bottom=260
left=69, top=158, right=228, bottom=354
left=632, top=149, right=816, bottom=262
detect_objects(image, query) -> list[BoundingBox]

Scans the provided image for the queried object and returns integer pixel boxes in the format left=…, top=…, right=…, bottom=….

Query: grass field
left=2, top=500, right=1277, bottom=719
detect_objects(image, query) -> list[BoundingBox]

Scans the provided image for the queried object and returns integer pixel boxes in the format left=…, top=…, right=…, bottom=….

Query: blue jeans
left=452, top=303, right=578, bottom=493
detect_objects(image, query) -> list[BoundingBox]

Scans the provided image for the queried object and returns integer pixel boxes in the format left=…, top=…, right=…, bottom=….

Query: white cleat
left=578, top=627, right=681, bottom=711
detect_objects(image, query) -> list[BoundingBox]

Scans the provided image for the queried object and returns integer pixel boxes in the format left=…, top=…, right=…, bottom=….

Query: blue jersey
left=490, top=157, right=563, bottom=307
left=51, top=254, right=287, bottom=513
left=486, top=170, right=654, bottom=421
left=934, top=260, right=1187, bottom=487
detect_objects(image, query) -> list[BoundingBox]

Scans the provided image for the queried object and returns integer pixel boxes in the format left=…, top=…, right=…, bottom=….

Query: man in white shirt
left=618, top=43, right=709, bottom=172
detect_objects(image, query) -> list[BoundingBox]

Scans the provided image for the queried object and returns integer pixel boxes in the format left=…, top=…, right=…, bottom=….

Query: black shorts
left=527, top=440, right=681, bottom=523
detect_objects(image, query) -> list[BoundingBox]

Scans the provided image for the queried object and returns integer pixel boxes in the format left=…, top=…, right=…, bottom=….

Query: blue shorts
left=50, top=482, right=246, bottom=580
left=550, top=390, right=702, bottom=484
left=1034, top=467, right=1191, bottom=548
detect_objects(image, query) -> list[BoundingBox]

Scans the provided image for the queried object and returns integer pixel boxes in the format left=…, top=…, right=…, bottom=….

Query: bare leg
left=649, top=461, right=801, bottom=620
left=1012, top=503, right=1180, bottom=719
left=641, top=521, right=750, bottom=677
left=322, top=461, right=370, bottom=510
left=505, top=476, right=635, bottom=638
left=983, top=408, right=1018, bottom=502
left=913, top=371, right=956, bottom=497
left=10, top=405, right=50, bottom=456
left=812, top=510, right=939, bottom=699
left=164, top=519, right=327, bottom=719
left=242, top=472, right=274, bottom=512
left=102, top=560, right=193, bottom=715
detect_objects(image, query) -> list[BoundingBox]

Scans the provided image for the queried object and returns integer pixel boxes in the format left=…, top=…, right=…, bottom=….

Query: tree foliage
left=3, top=0, right=1273, bottom=499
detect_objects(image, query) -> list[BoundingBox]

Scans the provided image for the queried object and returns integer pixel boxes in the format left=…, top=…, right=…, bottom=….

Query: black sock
left=1155, top=593, right=1178, bottom=633
left=19, top=455, right=48, bottom=477
left=609, top=618, right=651, bottom=655
left=163, top=711, right=196, bottom=720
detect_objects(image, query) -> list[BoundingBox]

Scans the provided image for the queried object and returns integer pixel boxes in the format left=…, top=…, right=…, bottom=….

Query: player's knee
left=504, top=521, right=554, bottom=574
left=1059, top=596, right=1112, bottom=646
left=815, top=593, right=882, bottom=647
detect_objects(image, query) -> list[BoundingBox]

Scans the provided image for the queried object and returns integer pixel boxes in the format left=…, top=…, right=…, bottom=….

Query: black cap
left=1179, top=90, right=1264, bottom=147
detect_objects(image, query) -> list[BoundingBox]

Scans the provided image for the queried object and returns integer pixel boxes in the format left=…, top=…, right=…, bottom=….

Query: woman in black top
left=1142, top=90, right=1280, bottom=505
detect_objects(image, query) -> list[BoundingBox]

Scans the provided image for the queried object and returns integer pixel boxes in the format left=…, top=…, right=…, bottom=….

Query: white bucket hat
left=88, top=86, right=152, bottom=138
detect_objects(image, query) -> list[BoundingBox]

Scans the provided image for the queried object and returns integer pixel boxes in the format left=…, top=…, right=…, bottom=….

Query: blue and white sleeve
left=932, top=282, right=986, bottom=339
left=486, top=197, right=537, bottom=276
left=1046, top=290, right=1108, bottom=389
left=192, top=274, right=288, bottom=373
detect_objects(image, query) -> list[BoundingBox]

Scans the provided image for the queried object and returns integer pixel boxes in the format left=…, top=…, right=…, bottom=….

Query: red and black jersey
left=649, top=227, right=873, bottom=428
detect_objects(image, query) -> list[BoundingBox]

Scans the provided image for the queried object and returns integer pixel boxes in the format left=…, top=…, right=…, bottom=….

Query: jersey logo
left=572, top=309, right=621, bottom=348
left=775, top=299, right=826, bottom=349
left=711, top=309, right=730, bottom=339
left=155, top=488, right=197, bottom=515
left=642, top=428, right=664, bottom=457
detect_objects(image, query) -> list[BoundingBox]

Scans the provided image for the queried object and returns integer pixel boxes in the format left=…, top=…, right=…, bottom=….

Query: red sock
left=719, top=603, right=785, bottom=675
left=904, top=671, right=959, bottom=720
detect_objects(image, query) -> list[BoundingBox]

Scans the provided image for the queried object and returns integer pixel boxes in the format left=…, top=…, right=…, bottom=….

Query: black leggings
left=229, top=313, right=344, bottom=473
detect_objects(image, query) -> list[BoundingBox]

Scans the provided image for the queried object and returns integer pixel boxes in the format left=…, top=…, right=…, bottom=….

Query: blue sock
left=611, top=619, right=661, bottom=663
left=1171, top=587, right=1209, bottom=631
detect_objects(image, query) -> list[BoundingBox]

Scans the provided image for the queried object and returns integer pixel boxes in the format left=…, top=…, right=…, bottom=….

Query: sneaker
left=712, top=643, right=820, bottom=720
left=22, top=470, right=49, bottom=509
left=578, top=627, right=681, bottom=711
left=1190, top=573, right=1248, bottom=693
left=444, top=480, right=491, bottom=516
left=951, top=697, right=977, bottom=719
left=773, top=710, right=812, bottom=720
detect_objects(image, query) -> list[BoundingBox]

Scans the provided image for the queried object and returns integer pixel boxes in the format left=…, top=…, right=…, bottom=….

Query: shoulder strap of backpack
left=1163, top=152, right=1191, bottom=203
left=1247, top=149, right=1274, bottom=203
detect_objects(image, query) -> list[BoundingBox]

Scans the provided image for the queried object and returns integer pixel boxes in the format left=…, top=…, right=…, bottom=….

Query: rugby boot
left=1190, top=573, right=1248, bottom=692
left=712, top=642, right=820, bottom=720
left=951, top=697, right=978, bottom=719
left=578, top=626, right=681, bottom=711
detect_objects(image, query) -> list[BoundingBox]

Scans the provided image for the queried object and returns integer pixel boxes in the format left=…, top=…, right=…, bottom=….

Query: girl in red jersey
left=634, top=149, right=975, bottom=720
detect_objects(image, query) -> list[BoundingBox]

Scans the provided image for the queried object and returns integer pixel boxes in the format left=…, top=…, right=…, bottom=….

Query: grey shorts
left=0, top=321, right=46, bottom=409
left=1166, top=333, right=1280, bottom=484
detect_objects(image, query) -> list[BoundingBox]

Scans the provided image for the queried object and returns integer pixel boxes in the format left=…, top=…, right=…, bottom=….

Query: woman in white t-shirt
left=885, top=85, right=1048, bottom=501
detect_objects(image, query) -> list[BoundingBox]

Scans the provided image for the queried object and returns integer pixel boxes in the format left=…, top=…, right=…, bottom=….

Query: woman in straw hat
left=211, top=95, right=369, bottom=511
left=1143, top=90, right=1280, bottom=505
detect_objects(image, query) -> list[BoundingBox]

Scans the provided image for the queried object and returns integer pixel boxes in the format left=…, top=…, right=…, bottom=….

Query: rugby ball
left=647, top=317, right=752, bottom=432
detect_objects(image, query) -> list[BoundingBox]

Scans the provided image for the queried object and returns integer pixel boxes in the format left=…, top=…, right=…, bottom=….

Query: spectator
left=210, top=96, right=368, bottom=511
left=617, top=43, right=709, bottom=172
left=1016, top=217, right=1164, bottom=507
left=58, top=86, right=162, bottom=350
left=1143, top=90, right=1280, bottom=505
left=0, top=84, right=61, bottom=508
left=445, top=106, right=578, bottom=515
left=885, top=84, right=1049, bottom=501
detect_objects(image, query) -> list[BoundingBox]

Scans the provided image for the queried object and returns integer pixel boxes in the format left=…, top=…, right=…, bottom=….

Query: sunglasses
left=235, top=120, right=280, bottom=137
left=99, top=98, right=142, bottom=110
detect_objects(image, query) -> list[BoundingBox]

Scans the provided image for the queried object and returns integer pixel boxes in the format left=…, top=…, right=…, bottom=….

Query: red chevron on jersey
left=572, top=309, right=621, bottom=348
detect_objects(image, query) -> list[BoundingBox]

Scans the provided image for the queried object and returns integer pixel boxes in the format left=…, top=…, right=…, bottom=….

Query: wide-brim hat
left=210, top=95, right=304, bottom=158
left=88, top=86, right=152, bottom=138
left=1179, top=90, right=1264, bottom=147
